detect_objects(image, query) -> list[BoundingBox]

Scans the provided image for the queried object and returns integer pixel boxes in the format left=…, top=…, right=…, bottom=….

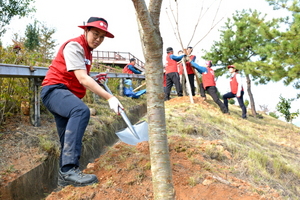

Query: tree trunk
left=132, top=0, right=175, bottom=199
left=245, top=74, right=257, bottom=117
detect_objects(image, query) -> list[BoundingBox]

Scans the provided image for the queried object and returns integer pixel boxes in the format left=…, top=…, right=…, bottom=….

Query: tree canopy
left=265, top=0, right=300, bottom=93
left=0, top=0, right=35, bottom=37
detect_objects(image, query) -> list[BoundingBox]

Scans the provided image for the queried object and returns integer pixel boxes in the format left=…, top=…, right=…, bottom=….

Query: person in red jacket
left=164, top=47, right=185, bottom=101
left=191, top=60, right=228, bottom=114
left=178, top=46, right=196, bottom=96
left=41, top=17, right=123, bottom=187
left=223, top=65, right=247, bottom=119
left=122, top=58, right=141, bottom=74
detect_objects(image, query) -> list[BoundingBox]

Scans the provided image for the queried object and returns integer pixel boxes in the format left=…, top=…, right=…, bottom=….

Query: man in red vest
left=191, top=61, right=228, bottom=114
left=41, top=17, right=123, bottom=187
left=178, top=47, right=196, bottom=96
left=223, top=65, right=247, bottom=119
left=164, top=47, right=186, bottom=101
left=122, top=58, right=142, bottom=74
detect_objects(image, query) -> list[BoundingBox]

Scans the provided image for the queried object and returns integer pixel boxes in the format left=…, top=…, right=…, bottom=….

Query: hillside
left=1, top=95, right=300, bottom=199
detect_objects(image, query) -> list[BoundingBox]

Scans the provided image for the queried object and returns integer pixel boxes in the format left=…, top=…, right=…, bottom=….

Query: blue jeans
left=41, top=84, right=90, bottom=168
left=223, top=91, right=247, bottom=118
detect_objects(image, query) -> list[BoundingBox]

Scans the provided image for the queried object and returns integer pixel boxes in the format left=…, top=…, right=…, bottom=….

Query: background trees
left=276, top=95, right=299, bottom=123
left=203, top=9, right=280, bottom=118
left=265, top=0, right=300, bottom=95
left=0, top=20, right=56, bottom=126
left=0, top=0, right=35, bottom=37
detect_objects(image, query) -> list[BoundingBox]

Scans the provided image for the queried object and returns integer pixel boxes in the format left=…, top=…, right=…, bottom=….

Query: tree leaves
left=0, top=0, right=36, bottom=37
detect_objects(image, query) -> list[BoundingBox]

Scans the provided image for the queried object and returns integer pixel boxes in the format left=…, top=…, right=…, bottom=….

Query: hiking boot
left=58, top=167, right=98, bottom=187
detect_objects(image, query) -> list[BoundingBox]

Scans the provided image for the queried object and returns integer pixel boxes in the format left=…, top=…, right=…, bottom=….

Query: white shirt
left=63, top=41, right=86, bottom=72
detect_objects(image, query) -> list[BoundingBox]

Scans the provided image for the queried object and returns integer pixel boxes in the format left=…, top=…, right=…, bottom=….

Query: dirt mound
left=45, top=97, right=280, bottom=200
left=1, top=96, right=286, bottom=200
left=46, top=137, right=276, bottom=200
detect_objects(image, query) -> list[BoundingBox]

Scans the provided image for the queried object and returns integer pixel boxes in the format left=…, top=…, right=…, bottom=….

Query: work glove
left=108, top=96, right=124, bottom=115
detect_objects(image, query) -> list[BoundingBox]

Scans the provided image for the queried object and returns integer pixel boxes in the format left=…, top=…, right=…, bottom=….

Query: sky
left=2, top=0, right=300, bottom=126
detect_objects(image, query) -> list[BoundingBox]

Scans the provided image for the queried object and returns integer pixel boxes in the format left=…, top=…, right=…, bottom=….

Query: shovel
left=101, top=79, right=149, bottom=145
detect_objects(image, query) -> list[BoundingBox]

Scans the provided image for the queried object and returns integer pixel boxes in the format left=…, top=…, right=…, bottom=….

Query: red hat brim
left=78, top=21, right=114, bottom=38
left=227, top=65, right=239, bottom=71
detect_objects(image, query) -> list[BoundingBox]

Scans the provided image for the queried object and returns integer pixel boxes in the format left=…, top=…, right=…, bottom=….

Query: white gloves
left=141, top=71, right=145, bottom=75
left=108, top=96, right=124, bottom=115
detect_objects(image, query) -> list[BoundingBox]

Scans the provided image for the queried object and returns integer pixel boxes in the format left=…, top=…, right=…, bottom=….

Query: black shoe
left=58, top=167, right=98, bottom=187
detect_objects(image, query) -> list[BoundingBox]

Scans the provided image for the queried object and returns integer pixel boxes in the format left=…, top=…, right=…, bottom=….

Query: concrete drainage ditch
left=0, top=103, right=147, bottom=200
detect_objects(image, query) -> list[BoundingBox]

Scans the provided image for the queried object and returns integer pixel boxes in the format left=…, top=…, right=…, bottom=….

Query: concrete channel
left=0, top=103, right=147, bottom=200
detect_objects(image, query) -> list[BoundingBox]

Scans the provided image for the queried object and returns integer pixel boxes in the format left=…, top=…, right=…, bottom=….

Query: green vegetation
left=0, top=0, right=36, bottom=37
left=276, top=95, right=299, bottom=123
left=164, top=96, right=300, bottom=199
left=269, top=111, right=279, bottom=119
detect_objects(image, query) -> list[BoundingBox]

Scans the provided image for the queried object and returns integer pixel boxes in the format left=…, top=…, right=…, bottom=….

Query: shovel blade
left=116, top=121, right=148, bottom=145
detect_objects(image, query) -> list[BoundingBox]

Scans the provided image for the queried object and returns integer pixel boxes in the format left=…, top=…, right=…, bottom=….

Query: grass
left=81, top=93, right=300, bottom=198
left=164, top=96, right=300, bottom=199
left=3, top=83, right=299, bottom=199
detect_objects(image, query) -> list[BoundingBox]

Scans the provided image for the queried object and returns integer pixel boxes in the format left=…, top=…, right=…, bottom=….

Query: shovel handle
left=101, top=79, right=140, bottom=140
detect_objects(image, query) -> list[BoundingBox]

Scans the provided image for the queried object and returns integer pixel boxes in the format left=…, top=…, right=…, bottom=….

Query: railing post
left=29, top=77, right=42, bottom=127
left=119, top=78, right=124, bottom=96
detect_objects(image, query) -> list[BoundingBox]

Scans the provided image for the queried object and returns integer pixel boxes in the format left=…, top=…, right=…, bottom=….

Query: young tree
left=276, top=95, right=299, bottom=123
left=264, top=0, right=300, bottom=96
left=38, top=24, right=57, bottom=62
left=0, top=0, right=35, bottom=37
left=131, top=1, right=175, bottom=199
left=203, top=9, right=279, bottom=117
left=24, top=20, right=40, bottom=51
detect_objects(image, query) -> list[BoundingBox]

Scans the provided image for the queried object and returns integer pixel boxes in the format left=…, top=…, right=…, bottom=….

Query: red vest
left=122, top=63, right=134, bottom=74
left=230, top=73, right=243, bottom=94
left=178, top=55, right=195, bottom=75
left=178, top=63, right=183, bottom=75
left=42, top=35, right=92, bottom=99
left=202, top=67, right=216, bottom=89
left=186, top=55, right=195, bottom=74
left=165, top=53, right=179, bottom=74
left=163, top=73, right=166, bottom=87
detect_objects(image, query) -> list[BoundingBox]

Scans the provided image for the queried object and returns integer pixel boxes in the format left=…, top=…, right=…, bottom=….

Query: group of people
left=40, top=16, right=247, bottom=188
left=163, top=46, right=247, bottom=119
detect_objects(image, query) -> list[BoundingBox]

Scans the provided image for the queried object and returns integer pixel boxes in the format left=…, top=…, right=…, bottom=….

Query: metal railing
left=92, top=51, right=145, bottom=71
left=0, top=63, right=145, bottom=126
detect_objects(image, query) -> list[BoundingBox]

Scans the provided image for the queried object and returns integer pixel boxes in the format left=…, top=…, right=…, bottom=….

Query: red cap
left=227, top=65, right=239, bottom=71
left=205, top=60, right=212, bottom=66
left=78, top=17, right=114, bottom=38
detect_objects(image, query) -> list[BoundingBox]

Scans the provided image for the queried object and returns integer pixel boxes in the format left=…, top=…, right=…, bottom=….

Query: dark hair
left=130, top=58, right=136, bottom=62
left=166, top=47, right=173, bottom=53
left=87, top=17, right=108, bottom=25
left=187, top=46, right=193, bottom=49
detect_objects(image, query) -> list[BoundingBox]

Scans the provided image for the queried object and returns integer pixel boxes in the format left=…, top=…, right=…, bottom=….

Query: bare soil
left=0, top=96, right=281, bottom=200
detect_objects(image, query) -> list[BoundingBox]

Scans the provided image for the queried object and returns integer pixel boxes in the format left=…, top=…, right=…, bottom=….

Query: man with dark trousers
left=164, top=47, right=185, bottom=101
left=223, top=65, right=247, bottom=119
left=178, top=46, right=196, bottom=96
left=191, top=60, right=228, bottom=114
left=41, top=17, right=123, bottom=187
